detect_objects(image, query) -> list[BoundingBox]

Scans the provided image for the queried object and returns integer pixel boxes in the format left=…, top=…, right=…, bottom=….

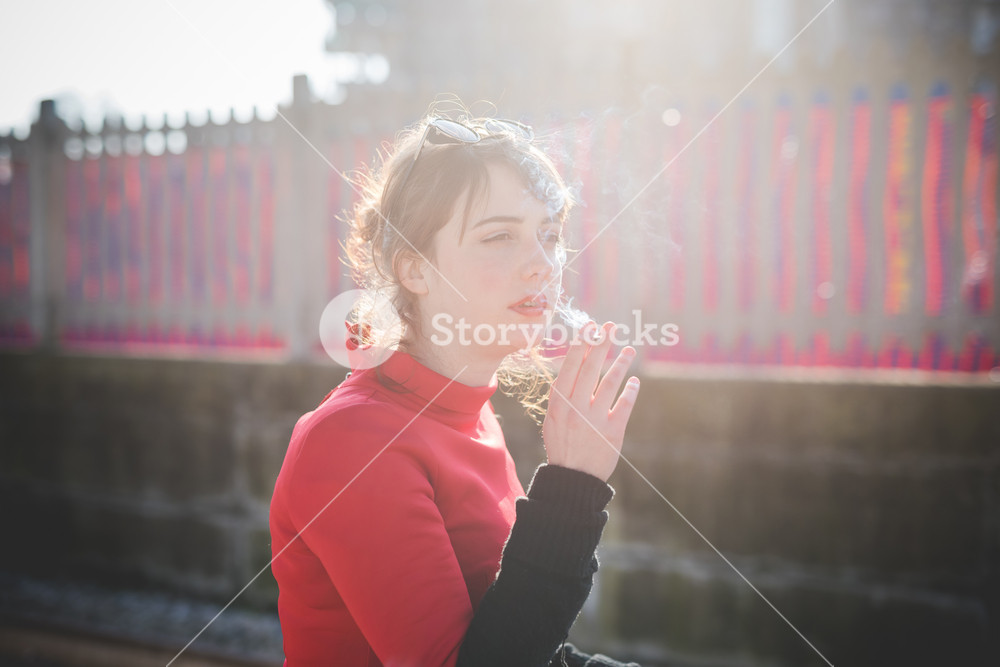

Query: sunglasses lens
left=429, top=118, right=480, bottom=144
left=483, top=119, right=534, bottom=141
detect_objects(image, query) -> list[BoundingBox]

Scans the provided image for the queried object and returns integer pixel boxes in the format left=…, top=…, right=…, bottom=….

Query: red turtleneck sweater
left=270, top=351, right=525, bottom=665
left=270, top=351, right=628, bottom=667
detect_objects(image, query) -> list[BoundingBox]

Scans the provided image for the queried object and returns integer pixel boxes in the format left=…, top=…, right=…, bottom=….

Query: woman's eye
left=483, top=232, right=512, bottom=243
left=540, top=230, right=563, bottom=245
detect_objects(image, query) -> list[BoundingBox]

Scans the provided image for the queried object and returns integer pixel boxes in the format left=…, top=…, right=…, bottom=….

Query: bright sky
left=0, top=0, right=351, bottom=136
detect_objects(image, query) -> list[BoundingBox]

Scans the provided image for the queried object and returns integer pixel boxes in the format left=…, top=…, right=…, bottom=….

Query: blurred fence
left=0, top=71, right=997, bottom=373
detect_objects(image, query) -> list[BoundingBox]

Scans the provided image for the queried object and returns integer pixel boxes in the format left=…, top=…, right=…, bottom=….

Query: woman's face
left=414, top=162, right=564, bottom=361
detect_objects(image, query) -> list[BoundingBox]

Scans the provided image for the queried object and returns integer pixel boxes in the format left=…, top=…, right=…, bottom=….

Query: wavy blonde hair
left=342, top=110, right=578, bottom=422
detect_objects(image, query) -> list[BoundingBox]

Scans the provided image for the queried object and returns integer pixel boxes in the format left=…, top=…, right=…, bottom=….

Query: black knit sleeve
left=555, top=642, right=642, bottom=667
left=455, top=464, right=636, bottom=667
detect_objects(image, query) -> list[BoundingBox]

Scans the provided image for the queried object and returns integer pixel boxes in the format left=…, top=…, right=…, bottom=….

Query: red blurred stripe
left=809, top=97, right=835, bottom=314
left=920, top=88, right=952, bottom=316
left=846, top=92, right=871, bottom=315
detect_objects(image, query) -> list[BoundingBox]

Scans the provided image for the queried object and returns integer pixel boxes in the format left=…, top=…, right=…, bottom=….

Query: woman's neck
left=403, top=337, right=501, bottom=388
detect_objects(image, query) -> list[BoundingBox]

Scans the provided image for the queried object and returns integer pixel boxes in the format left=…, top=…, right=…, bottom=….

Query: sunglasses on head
left=396, top=117, right=535, bottom=192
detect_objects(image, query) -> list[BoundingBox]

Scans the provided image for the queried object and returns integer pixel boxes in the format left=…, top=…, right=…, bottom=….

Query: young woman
left=269, top=113, right=642, bottom=667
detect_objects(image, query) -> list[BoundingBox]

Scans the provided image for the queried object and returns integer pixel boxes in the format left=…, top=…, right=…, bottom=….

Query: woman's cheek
left=476, top=255, right=512, bottom=277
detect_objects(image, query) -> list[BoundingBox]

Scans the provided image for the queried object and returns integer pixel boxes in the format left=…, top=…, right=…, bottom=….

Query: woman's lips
left=510, top=304, right=546, bottom=316
left=509, top=295, right=549, bottom=316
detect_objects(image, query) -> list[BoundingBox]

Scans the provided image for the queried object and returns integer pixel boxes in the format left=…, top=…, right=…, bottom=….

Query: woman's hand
left=542, top=321, right=641, bottom=482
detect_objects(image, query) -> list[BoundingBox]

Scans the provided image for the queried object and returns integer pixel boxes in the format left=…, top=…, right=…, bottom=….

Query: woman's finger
left=572, top=322, right=615, bottom=403
left=592, top=346, right=636, bottom=413
left=608, top=376, right=640, bottom=434
left=551, top=320, right=593, bottom=398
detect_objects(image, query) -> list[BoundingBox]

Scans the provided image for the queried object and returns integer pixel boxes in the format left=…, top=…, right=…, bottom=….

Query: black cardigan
left=456, top=464, right=641, bottom=667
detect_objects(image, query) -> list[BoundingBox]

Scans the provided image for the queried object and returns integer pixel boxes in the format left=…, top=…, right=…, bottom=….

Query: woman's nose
left=523, top=238, right=558, bottom=281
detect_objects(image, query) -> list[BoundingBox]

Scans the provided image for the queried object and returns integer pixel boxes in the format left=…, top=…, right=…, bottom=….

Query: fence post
left=272, top=75, right=313, bottom=361
left=27, top=99, right=68, bottom=352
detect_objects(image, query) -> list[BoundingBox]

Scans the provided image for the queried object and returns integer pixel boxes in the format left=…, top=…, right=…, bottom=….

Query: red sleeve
left=283, top=404, right=472, bottom=667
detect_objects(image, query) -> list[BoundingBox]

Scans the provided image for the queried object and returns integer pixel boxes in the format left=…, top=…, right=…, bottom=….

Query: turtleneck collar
left=364, top=349, right=499, bottom=420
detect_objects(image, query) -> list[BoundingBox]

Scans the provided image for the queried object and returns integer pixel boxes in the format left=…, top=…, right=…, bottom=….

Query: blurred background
left=0, top=0, right=998, bottom=665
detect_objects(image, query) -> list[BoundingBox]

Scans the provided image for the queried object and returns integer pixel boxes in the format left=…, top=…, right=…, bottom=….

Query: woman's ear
left=397, top=252, right=429, bottom=295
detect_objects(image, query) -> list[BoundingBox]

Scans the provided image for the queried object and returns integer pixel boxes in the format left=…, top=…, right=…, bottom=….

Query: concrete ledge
left=1, top=351, right=997, bottom=666
left=0, top=572, right=282, bottom=666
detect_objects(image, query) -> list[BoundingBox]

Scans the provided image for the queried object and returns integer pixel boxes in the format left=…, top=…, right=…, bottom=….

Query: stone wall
left=579, top=376, right=1000, bottom=666
left=0, top=351, right=997, bottom=665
